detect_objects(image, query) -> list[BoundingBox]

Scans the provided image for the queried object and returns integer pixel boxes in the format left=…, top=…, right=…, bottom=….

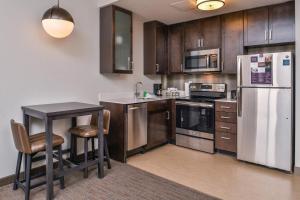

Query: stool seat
left=69, top=125, right=109, bottom=138
left=30, top=133, right=64, bottom=153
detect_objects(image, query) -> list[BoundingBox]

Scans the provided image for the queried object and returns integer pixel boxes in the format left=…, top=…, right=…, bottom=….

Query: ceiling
left=114, top=0, right=291, bottom=24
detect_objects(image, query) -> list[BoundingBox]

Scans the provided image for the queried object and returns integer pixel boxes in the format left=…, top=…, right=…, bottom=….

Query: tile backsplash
left=167, top=74, right=237, bottom=96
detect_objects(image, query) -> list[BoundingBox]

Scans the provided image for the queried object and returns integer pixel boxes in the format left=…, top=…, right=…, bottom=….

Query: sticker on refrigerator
left=251, top=54, right=273, bottom=85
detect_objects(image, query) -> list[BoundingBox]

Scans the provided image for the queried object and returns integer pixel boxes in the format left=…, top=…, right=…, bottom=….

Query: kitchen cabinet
left=268, top=1, right=295, bottom=44
left=168, top=23, right=184, bottom=73
left=244, top=2, right=295, bottom=46
left=184, top=16, right=221, bottom=50
left=221, top=11, right=244, bottom=74
left=101, top=99, right=174, bottom=162
left=215, top=101, right=237, bottom=153
left=244, top=7, right=269, bottom=46
left=144, top=21, right=168, bottom=75
left=100, top=5, right=133, bottom=74
left=146, top=100, right=171, bottom=150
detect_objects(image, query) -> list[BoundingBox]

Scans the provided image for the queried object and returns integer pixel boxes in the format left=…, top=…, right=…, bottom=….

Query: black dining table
left=22, top=102, right=105, bottom=200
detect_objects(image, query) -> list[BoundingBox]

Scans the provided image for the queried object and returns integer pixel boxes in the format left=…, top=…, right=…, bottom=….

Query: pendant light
left=42, top=0, right=74, bottom=39
left=196, top=0, right=225, bottom=11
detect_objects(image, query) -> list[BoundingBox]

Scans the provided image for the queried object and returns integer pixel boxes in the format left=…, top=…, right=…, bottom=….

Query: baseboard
left=294, top=167, right=300, bottom=175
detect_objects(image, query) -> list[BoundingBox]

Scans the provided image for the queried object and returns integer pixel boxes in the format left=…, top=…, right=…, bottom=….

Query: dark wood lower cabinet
left=215, top=101, right=237, bottom=153
left=101, top=100, right=174, bottom=162
left=146, top=110, right=169, bottom=150
left=146, top=100, right=172, bottom=150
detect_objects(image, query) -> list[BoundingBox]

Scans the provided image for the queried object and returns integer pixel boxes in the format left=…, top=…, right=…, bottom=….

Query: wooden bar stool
left=69, top=110, right=111, bottom=178
left=10, top=120, right=65, bottom=200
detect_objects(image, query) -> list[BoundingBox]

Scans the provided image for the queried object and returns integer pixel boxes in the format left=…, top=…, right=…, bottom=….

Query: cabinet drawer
left=148, top=100, right=169, bottom=112
left=215, top=132, right=237, bottom=153
left=215, top=102, right=237, bottom=113
left=215, top=122, right=237, bottom=134
left=215, top=112, right=237, bottom=123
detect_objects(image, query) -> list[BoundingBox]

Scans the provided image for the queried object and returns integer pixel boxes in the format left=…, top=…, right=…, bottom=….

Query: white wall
left=295, top=0, right=300, bottom=169
left=0, top=0, right=160, bottom=178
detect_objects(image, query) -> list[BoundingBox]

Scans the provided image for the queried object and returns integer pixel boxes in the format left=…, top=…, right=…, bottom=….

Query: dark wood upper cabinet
left=144, top=21, right=168, bottom=75
left=244, top=1, right=295, bottom=47
left=100, top=5, right=133, bottom=74
left=168, top=23, right=184, bottom=74
left=221, top=11, right=244, bottom=74
left=184, top=20, right=202, bottom=50
left=184, top=16, right=221, bottom=51
left=201, top=16, right=221, bottom=49
left=268, top=1, right=295, bottom=44
left=244, top=7, right=269, bottom=46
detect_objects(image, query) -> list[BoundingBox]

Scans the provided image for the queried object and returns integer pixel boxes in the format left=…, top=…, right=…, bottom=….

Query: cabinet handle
left=156, top=64, right=160, bottom=72
left=269, top=29, right=272, bottom=40
left=221, top=116, right=230, bottom=119
left=220, top=106, right=231, bottom=109
left=166, top=111, right=170, bottom=120
left=220, top=126, right=231, bottom=130
left=221, top=136, right=231, bottom=140
left=201, top=39, right=204, bottom=47
left=198, top=39, right=201, bottom=48
left=265, top=30, right=268, bottom=41
left=181, top=64, right=183, bottom=72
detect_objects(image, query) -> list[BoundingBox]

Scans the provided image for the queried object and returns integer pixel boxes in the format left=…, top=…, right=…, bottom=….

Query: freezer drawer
left=237, top=87, right=292, bottom=171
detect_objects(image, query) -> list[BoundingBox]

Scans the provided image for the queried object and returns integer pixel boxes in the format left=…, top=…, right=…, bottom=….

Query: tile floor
left=128, top=144, right=300, bottom=200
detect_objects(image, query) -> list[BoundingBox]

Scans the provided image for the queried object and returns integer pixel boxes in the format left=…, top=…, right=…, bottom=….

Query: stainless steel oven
left=184, top=48, right=221, bottom=73
left=176, top=101, right=215, bottom=153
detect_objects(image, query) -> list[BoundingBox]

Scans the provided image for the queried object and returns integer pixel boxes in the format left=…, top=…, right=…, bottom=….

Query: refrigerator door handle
left=237, top=57, right=242, bottom=87
left=237, top=88, right=242, bottom=117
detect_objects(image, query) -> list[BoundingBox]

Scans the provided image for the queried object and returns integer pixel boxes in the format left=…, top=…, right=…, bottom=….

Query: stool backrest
left=91, top=110, right=111, bottom=133
left=10, top=120, right=31, bottom=154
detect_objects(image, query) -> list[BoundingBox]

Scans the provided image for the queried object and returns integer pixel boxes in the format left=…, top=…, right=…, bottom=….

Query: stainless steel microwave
left=184, top=48, right=221, bottom=73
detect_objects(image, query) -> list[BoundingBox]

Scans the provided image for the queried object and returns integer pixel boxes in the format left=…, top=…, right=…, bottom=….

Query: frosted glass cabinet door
left=114, top=8, right=132, bottom=72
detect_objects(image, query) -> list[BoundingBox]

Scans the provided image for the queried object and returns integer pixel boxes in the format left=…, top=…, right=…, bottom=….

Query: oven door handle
left=176, top=102, right=214, bottom=108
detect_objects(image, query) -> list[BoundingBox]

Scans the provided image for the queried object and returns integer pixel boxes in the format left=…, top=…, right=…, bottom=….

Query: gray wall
left=0, top=0, right=160, bottom=178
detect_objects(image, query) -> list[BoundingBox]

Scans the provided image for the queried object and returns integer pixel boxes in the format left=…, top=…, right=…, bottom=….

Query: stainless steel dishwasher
left=127, top=103, right=147, bottom=151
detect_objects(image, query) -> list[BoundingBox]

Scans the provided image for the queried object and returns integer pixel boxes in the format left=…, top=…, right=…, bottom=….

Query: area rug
left=0, top=161, right=220, bottom=200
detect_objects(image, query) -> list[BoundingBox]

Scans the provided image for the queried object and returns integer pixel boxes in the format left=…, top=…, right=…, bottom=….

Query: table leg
left=70, top=117, right=77, bottom=162
left=45, top=117, right=54, bottom=200
left=23, top=113, right=30, bottom=134
left=97, top=110, right=104, bottom=178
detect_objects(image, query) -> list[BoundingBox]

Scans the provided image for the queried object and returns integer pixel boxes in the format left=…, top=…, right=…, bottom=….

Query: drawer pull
left=221, top=136, right=231, bottom=140
left=221, top=116, right=230, bottom=119
left=220, top=106, right=231, bottom=109
left=220, top=126, right=230, bottom=130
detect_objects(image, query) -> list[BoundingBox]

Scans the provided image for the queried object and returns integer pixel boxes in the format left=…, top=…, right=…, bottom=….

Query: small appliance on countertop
left=153, top=83, right=162, bottom=96
left=175, top=83, right=227, bottom=154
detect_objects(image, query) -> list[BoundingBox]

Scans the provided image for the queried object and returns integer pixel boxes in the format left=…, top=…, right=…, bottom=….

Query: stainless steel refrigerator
left=237, top=52, right=293, bottom=172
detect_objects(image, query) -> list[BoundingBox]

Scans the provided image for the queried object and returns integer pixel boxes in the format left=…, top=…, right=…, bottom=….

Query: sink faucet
left=135, top=82, right=143, bottom=98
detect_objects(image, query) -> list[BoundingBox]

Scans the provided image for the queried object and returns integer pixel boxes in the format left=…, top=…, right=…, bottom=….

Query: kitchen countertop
left=101, top=96, right=237, bottom=104
left=100, top=96, right=180, bottom=105
left=214, top=98, right=237, bottom=103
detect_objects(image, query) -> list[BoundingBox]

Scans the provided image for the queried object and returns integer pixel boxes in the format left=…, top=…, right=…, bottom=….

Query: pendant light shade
left=42, top=2, right=74, bottom=39
left=196, top=0, right=225, bottom=11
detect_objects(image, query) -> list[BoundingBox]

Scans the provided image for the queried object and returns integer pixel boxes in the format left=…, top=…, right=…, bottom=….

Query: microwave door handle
left=206, top=55, right=210, bottom=68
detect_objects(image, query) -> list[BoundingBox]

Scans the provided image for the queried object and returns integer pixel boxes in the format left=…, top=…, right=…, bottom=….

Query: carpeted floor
left=0, top=161, right=220, bottom=200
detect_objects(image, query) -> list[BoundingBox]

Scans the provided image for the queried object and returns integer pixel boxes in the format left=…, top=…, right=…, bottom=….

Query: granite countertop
left=100, top=96, right=180, bottom=105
